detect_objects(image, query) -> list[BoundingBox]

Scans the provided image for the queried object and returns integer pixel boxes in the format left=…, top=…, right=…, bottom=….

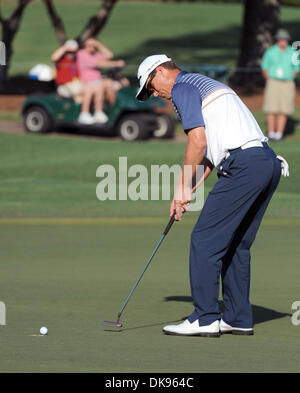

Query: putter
left=103, top=212, right=176, bottom=328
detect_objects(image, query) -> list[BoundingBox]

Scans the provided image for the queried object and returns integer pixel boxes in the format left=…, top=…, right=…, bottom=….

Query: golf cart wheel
left=152, top=114, right=175, bottom=139
left=117, top=114, right=150, bottom=141
left=23, top=106, right=53, bottom=134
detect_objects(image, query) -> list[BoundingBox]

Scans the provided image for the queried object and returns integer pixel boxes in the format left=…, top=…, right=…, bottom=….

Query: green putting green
left=0, top=130, right=300, bottom=372
left=1, top=0, right=300, bottom=373
left=0, top=217, right=299, bottom=373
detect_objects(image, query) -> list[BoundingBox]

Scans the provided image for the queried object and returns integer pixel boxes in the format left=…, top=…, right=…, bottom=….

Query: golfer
left=136, top=55, right=288, bottom=337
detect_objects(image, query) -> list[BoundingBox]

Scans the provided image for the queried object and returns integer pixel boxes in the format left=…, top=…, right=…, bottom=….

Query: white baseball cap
left=65, top=39, right=79, bottom=51
left=136, top=54, right=171, bottom=101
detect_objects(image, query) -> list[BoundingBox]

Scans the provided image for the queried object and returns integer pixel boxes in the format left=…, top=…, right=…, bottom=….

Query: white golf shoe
left=93, top=111, right=108, bottom=124
left=163, top=319, right=220, bottom=337
left=78, top=112, right=95, bottom=125
left=220, top=319, right=254, bottom=335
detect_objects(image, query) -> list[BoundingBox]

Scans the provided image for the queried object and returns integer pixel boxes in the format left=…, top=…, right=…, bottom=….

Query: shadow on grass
left=285, top=116, right=299, bottom=137
left=121, top=19, right=300, bottom=85
left=121, top=20, right=300, bottom=64
left=104, top=318, right=183, bottom=333
left=103, top=297, right=291, bottom=333
left=121, top=25, right=241, bottom=68
left=164, top=296, right=291, bottom=325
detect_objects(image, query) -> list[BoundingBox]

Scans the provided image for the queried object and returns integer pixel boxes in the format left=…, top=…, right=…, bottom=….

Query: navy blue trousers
left=188, top=144, right=281, bottom=328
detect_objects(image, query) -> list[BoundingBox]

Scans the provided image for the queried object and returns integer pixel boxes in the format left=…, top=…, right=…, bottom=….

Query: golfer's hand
left=170, top=188, right=192, bottom=221
left=276, top=155, right=289, bottom=177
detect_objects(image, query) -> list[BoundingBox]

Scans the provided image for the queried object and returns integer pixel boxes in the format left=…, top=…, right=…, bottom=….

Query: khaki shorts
left=57, top=80, right=82, bottom=98
left=263, top=78, right=295, bottom=115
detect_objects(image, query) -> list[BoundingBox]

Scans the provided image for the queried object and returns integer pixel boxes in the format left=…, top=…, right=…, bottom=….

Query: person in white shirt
left=136, top=55, right=288, bottom=337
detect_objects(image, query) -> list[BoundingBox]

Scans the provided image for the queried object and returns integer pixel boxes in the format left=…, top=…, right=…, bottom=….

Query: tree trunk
left=77, top=0, right=118, bottom=44
left=43, top=0, right=67, bottom=44
left=0, top=0, right=32, bottom=83
left=231, top=0, right=280, bottom=88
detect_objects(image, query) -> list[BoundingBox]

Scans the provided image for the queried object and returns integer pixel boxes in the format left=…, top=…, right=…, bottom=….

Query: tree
left=44, top=0, right=119, bottom=45
left=0, top=0, right=32, bottom=83
left=231, top=0, right=280, bottom=87
left=76, top=0, right=119, bottom=44
left=0, top=0, right=119, bottom=83
left=43, top=0, right=67, bottom=45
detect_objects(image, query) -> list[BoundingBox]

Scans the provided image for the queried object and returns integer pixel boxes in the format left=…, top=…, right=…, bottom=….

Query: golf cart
left=21, top=86, right=176, bottom=141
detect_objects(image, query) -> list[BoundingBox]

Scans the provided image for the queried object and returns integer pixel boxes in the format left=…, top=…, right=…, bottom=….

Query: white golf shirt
left=171, top=72, right=267, bottom=167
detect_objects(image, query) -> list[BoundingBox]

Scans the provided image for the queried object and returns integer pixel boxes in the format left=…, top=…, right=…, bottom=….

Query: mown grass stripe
left=1, top=217, right=300, bottom=226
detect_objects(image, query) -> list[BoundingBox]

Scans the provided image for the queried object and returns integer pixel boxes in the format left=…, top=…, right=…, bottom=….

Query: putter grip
left=163, top=212, right=176, bottom=236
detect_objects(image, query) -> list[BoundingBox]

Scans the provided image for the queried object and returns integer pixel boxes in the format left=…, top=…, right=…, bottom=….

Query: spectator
left=262, top=29, right=299, bottom=141
left=51, top=40, right=82, bottom=100
left=104, top=68, right=130, bottom=106
left=76, top=38, right=125, bottom=124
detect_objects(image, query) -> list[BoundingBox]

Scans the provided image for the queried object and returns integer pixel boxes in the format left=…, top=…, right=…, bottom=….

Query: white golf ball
left=40, top=326, right=48, bottom=336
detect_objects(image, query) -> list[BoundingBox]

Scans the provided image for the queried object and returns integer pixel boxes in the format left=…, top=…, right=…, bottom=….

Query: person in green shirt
left=261, top=29, right=299, bottom=141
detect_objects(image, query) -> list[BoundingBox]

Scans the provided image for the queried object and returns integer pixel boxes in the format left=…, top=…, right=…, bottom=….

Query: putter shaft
left=103, top=212, right=176, bottom=328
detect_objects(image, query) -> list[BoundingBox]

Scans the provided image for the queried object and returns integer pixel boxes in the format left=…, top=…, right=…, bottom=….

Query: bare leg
left=276, top=113, right=287, bottom=138
left=81, top=85, right=94, bottom=113
left=93, top=82, right=105, bottom=112
left=78, top=84, right=96, bottom=124
left=267, top=113, right=276, bottom=135
left=92, top=81, right=108, bottom=123
left=104, top=78, right=117, bottom=106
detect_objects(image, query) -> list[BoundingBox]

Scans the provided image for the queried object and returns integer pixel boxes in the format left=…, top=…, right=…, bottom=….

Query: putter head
left=103, top=320, right=123, bottom=328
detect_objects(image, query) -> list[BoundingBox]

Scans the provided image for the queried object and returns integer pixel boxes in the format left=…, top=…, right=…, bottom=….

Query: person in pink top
left=76, top=38, right=125, bottom=124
